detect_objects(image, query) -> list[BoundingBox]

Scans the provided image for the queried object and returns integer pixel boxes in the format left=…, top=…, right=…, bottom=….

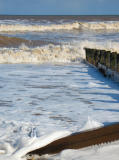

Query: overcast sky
left=0, top=0, right=119, bottom=15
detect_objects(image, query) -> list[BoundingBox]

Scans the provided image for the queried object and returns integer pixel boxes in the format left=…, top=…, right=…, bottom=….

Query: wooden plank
left=27, top=123, right=119, bottom=156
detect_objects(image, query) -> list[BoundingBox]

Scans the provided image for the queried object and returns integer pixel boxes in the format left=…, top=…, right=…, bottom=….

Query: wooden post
left=105, top=51, right=110, bottom=68
left=110, top=52, right=117, bottom=71
left=117, top=54, right=119, bottom=72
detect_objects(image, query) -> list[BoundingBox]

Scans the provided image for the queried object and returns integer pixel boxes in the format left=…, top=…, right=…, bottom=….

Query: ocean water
left=0, top=15, right=119, bottom=160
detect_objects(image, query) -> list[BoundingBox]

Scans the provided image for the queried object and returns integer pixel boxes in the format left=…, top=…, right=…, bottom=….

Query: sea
left=0, top=15, right=119, bottom=160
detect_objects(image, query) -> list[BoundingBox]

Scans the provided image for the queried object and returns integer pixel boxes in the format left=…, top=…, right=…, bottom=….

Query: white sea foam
left=79, top=21, right=119, bottom=30
left=0, top=22, right=79, bottom=32
left=73, top=40, right=119, bottom=54
left=13, top=131, right=71, bottom=159
left=0, top=21, right=119, bottom=32
left=81, top=40, right=119, bottom=52
left=0, top=40, right=119, bottom=64
left=0, top=44, right=84, bottom=64
left=0, top=131, right=71, bottom=160
left=80, top=117, right=104, bottom=131
left=0, top=61, right=119, bottom=160
left=55, top=140, right=119, bottom=160
left=0, top=118, right=118, bottom=160
left=0, top=17, right=119, bottom=160
left=0, top=118, right=103, bottom=160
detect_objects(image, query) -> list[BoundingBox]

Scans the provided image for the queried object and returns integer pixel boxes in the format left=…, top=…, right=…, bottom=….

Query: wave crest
left=0, top=44, right=84, bottom=64
left=0, top=22, right=79, bottom=32
left=0, top=39, right=119, bottom=64
left=0, top=21, right=119, bottom=32
left=79, top=21, right=119, bottom=30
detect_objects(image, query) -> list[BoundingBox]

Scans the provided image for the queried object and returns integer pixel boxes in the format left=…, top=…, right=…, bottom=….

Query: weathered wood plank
left=27, top=123, right=119, bottom=156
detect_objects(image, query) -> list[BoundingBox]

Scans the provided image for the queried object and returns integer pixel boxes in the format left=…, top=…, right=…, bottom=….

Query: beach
left=0, top=15, right=119, bottom=160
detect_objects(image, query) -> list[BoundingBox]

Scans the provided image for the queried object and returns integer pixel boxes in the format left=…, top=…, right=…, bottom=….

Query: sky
left=0, top=0, right=119, bottom=15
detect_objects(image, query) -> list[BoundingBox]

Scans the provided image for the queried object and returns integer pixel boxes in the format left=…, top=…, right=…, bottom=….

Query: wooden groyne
left=27, top=123, right=119, bottom=157
left=85, top=48, right=119, bottom=81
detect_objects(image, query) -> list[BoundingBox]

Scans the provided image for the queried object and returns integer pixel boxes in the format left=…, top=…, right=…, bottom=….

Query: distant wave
left=79, top=21, right=119, bottom=30
left=0, top=21, right=119, bottom=32
left=0, top=22, right=79, bottom=32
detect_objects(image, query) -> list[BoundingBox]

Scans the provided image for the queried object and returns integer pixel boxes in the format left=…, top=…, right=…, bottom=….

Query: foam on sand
left=0, top=118, right=119, bottom=160
left=56, top=141, right=119, bottom=160
left=0, top=118, right=101, bottom=160
left=80, top=117, right=104, bottom=131
left=0, top=131, right=71, bottom=160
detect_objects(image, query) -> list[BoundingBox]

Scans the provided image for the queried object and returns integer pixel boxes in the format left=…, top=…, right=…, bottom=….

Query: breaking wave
left=79, top=21, right=119, bottom=30
left=1, top=21, right=119, bottom=32
left=0, top=39, right=119, bottom=64
left=0, top=44, right=84, bottom=64
left=79, top=40, right=119, bottom=53
left=0, top=22, right=79, bottom=32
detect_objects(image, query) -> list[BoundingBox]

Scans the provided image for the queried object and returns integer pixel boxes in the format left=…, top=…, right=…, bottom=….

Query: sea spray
left=0, top=44, right=84, bottom=63
left=0, top=40, right=119, bottom=64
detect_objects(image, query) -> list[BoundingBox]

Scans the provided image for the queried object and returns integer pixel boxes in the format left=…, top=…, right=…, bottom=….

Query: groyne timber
left=27, top=123, right=119, bottom=157
left=85, top=48, right=119, bottom=82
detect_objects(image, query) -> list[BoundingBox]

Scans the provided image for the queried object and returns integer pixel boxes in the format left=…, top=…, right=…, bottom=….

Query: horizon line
left=0, top=14, right=119, bottom=16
